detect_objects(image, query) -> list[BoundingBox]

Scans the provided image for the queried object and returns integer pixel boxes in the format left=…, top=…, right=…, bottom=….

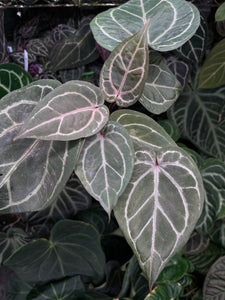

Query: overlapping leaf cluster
left=0, top=0, right=225, bottom=299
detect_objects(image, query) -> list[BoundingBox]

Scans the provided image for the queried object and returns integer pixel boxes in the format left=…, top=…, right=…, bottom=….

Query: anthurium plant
left=0, top=0, right=225, bottom=299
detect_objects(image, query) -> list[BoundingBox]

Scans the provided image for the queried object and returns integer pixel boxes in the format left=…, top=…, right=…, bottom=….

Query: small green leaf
left=139, top=53, right=182, bottom=114
left=157, top=120, right=180, bottom=142
left=4, top=220, right=105, bottom=284
left=198, top=38, right=225, bottom=88
left=114, top=143, right=204, bottom=288
left=0, top=63, right=32, bottom=98
left=90, top=0, right=200, bottom=52
left=17, top=81, right=109, bottom=141
left=215, top=2, right=225, bottom=22
left=100, top=21, right=149, bottom=107
left=75, top=121, right=134, bottom=216
left=203, top=256, right=225, bottom=299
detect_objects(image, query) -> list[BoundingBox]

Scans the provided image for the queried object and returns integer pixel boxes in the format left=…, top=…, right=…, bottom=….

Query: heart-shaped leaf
left=0, top=63, right=32, bottom=98
left=50, top=18, right=99, bottom=72
left=110, top=109, right=176, bottom=149
left=114, top=143, right=204, bottom=288
left=203, top=256, right=225, bottom=299
left=100, top=20, right=149, bottom=107
left=0, top=80, right=80, bottom=213
left=198, top=38, right=225, bottom=88
left=139, top=52, right=182, bottom=114
left=17, top=81, right=109, bottom=141
left=195, top=158, right=225, bottom=234
left=4, top=220, right=105, bottom=284
left=26, top=39, right=49, bottom=58
left=90, top=0, right=200, bottom=52
left=75, top=121, right=134, bottom=216
left=168, top=85, right=225, bottom=160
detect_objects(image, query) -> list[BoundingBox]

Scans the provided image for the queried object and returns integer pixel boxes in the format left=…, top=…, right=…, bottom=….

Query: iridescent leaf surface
left=90, top=0, right=200, bottom=52
left=100, top=21, right=149, bottom=107
left=0, top=80, right=80, bottom=213
left=17, top=81, right=109, bottom=141
left=114, top=143, right=204, bottom=288
left=75, top=121, right=134, bottom=215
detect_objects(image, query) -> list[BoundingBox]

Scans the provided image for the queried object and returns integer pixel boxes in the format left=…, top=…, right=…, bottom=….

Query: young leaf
left=100, top=20, right=150, bottom=107
left=110, top=109, right=176, bottom=149
left=0, top=63, right=32, bottom=98
left=196, top=159, right=225, bottom=234
left=139, top=52, right=182, bottom=114
left=0, top=80, right=80, bottom=213
left=75, top=121, right=134, bottom=216
left=90, top=0, right=200, bottom=52
left=215, top=2, right=225, bottom=22
left=203, top=256, right=225, bottom=299
left=4, top=220, right=105, bottom=284
left=16, top=81, right=109, bottom=141
left=114, top=144, right=204, bottom=289
left=198, top=38, right=225, bottom=88
left=168, top=85, right=225, bottom=160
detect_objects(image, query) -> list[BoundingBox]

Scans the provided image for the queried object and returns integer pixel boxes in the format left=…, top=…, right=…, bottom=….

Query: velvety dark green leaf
left=27, top=275, right=85, bottom=300
left=6, top=273, right=33, bottom=300
left=186, top=242, right=225, bottom=275
left=196, top=158, right=225, bottom=234
left=178, top=144, right=203, bottom=167
left=203, top=256, right=225, bottom=299
left=100, top=21, right=149, bottom=107
left=17, top=81, right=109, bottom=141
left=51, top=24, right=76, bottom=43
left=175, top=15, right=208, bottom=65
left=0, top=80, right=80, bottom=213
left=198, top=38, right=225, bottom=88
left=139, top=52, right=182, bottom=114
left=0, top=228, right=29, bottom=264
left=50, top=19, right=99, bottom=72
left=90, top=0, right=200, bottom=52
left=145, top=282, right=183, bottom=300
left=157, top=120, right=180, bottom=142
left=110, top=110, right=176, bottom=149
left=5, top=220, right=105, bottom=284
left=168, top=85, right=225, bottom=160
left=0, top=63, right=32, bottom=98
left=75, top=121, right=134, bottom=215
left=209, top=218, right=225, bottom=248
left=185, top=232, right=210, bottom=255
left=23, top=173, right=92, bottom=233
left=75, top=203, right=117, bottom=235
left=114, top=143, right=204, bottom=288
left=215, top=2, right=225, bottom=22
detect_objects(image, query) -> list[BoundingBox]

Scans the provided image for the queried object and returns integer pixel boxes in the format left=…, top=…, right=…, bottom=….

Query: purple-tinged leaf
left=100, top=20, right=150, bottom=107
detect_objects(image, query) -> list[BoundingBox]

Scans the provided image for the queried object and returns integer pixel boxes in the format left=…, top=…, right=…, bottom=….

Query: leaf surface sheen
left=0, top=80, right=80, bottom=213
left=17, top=81, right=109, bottom=141
left=90, top=0, right=200, bottom=52
left=114, top=143, right=204, bottom=288
left=75, top=121, right=134, bottom=215
left=100, top=20, right=149, bottom=107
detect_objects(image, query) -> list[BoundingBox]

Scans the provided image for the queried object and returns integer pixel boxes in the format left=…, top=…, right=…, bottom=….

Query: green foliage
left=0, top=0, right=225, bottom=298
